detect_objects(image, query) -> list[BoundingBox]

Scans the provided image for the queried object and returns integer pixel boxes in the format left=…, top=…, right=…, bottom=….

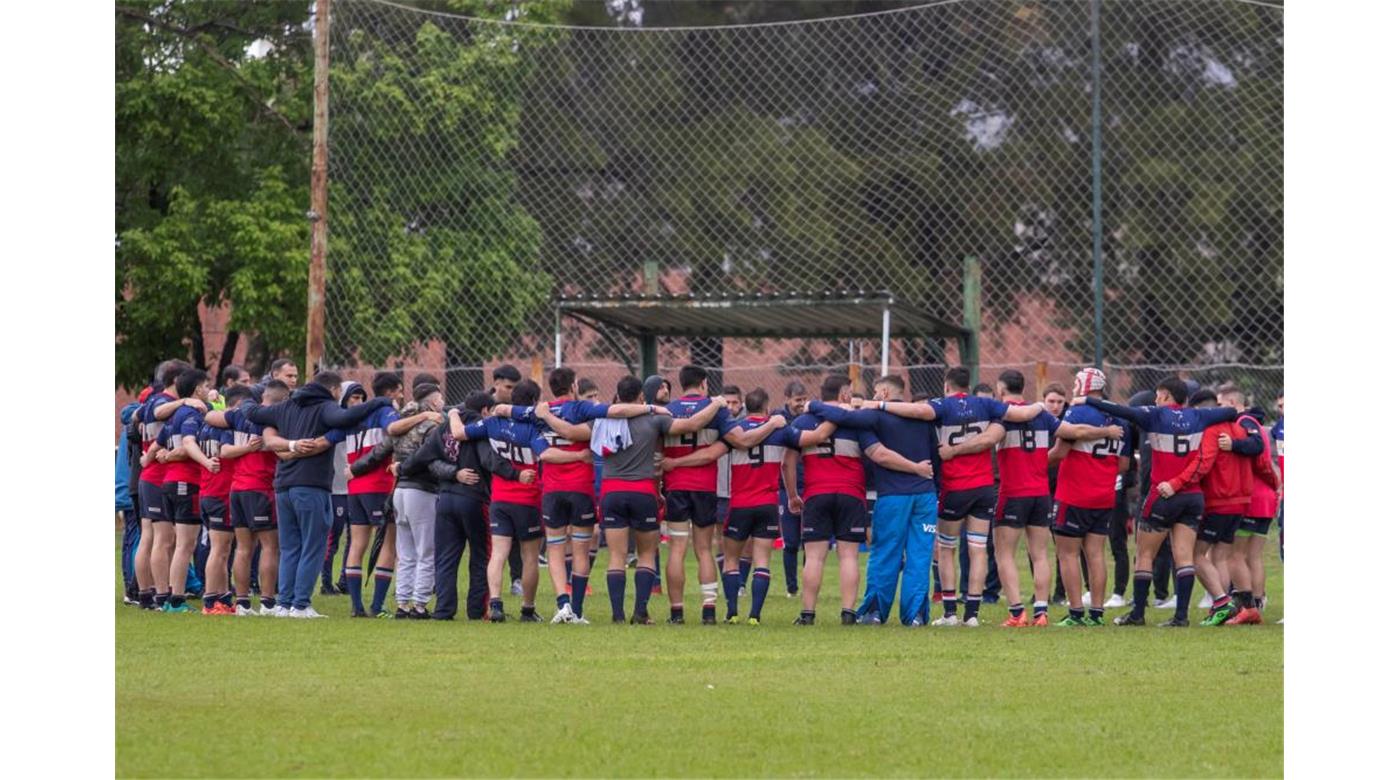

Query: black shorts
left=1141, top=492, right=1205, bottom=534
left=939, top=486, right=997, bottom=522
left=332, top=494, right=349, bottom=526
left=1198, top=513, right=1242, bottom=545
left=1052, top=502, right=1112, bottom=538
left=800, top=493, right=867, bottom=543
left=138, top=481, right=166, bottom=522
left=996, top=494, right=1052, bottom=529
left=724, top=505, right=781, bottom=542
left=542, top=491, right=597, bottom=530
left=162, top=482, right=201, bottom=525
left=665, top=490, right=719, bottom=528
left=1238, top=516, right=1274, bottom=536
left=349, top=492, right=390, bottom=527
left=202, top=497, right=233, bottom=532
left=231, top=490, right=277, bottom=531
left=600, top=491, right=660, bottom=533
left=490, top=502, right=544, bottom=541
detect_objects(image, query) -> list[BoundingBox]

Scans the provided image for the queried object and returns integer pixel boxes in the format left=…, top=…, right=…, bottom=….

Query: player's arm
left=1000, top=402, right=1047, bottom=423
left=1162, top=431, right=1217, bottom=497
left=387, top=409, right=441, bottom=437
left=140, top=443, right=164, bottom=467
left=668, top=400, right=721, bottom=435
left=662, top=441, right=728, bottom=472
left=180, top=432, right=216, bottom=471
left=1222, top=418, right=1264, bottom=456
left=153, top=397, right=207, bottom=420
left=794, top=421, right=838, bottom=448
left=1057, top=422, right=1124, bottom=441
left=808, top=401, right=879, bottom=430
left=1083, top=397, right=1152, bottom=428
left=863, top=442, right=934, bottom=480
left=448, top=408, right=488, bottom=442
left=944, top=422, right=1003, bottom=458
left=1047, top=438, right=1071, bottom=466
left=722, top=415, right=788, bottom=448
left=782, top=449, right=802, bottom=514
left=539, top=447, right=592, bottom=464
left=531, top=404, right=593, bottom=441
left=607, top=403, right=669, bottom=419
left=204, top=409, right=230, bottom=428
left=350, top=437, right=396, bottom=477
left=319, top=396, right=391, bottom=429
left=220, top=436, right=263, bottom=459
left=476, top=439, right=524, bottom=482
left=872, top=400, right=936, bottom=421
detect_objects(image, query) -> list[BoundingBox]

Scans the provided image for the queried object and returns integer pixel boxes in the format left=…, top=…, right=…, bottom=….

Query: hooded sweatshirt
left=1165, top=419, right=1255, bottom=514
left=246, top=383, right=391, bottom=491
left=401, top=410, right=520, bottom=500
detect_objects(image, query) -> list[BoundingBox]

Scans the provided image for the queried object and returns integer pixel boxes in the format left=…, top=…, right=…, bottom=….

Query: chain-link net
left=325, top=0, right=1282, bottom=405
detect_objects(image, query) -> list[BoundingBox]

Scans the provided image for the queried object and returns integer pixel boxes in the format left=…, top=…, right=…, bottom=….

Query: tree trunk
left=190, top=302, right=207, bottom=371
left=244, top=334, right=270, bottom=379
left=218, top=330, right=241, bottom=376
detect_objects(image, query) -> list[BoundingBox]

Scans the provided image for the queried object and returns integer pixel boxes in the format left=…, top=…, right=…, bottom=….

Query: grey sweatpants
left=394, top=487, right=438, bottom=606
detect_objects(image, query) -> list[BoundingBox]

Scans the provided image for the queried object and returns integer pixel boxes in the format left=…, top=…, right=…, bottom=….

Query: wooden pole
left=305, top=0, right=331, bottom=375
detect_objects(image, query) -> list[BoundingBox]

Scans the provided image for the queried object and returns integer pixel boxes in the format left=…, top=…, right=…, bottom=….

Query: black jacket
left=401, top=418, right=518, bottom=501
left=247, top=384, right=391, bottom=491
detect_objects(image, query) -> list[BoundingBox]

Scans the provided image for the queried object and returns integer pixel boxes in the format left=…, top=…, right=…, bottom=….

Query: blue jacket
left=809, top=401, right=936, bottom=497
left=116, top=402, right=141, bottom=511
left=247, top=383, right=392, bottom=491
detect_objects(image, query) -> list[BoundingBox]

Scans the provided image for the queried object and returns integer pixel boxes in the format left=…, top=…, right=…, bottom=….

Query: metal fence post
left=963, top=256, right=981, bottom=381
left=1091, top=0, right=1105, bottom=369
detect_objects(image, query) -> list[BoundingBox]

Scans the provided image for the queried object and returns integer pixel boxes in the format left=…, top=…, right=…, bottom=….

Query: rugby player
left=777, top=381, right=810, bottom=599
left=1219, top=388, right=1280, bottom=625
left=153, top=369, right=217, bottom=613
left=490, top=365, right=526, bottom=596
left=133, top=360, right=192, bottom=610
left=197, top=384, right=254, bottom=614
left=788, top=375, right=860, bottom=624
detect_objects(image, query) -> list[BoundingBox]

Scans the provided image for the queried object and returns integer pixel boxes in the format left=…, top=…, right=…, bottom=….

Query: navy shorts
left=996, top=494, right=1053, bottom=529
left=349, top=492, right=390, bottom=527
left=231, top=490, right=277, bottom=531
left=1140, top=492, right=1205, bottom=534
left=800, top=493, right=867, bottom=543
left=542, top=491, right=596, bottom=530
left=1198, top=513, right=1242, bottom=546
left=1052, top=502, right=1112, bottom=538
left=724, top=505, right=781, bottom=542
left=490, top=502, right=544, bottom=541
left=601, top=491, right=660, bottom=533
left=202, top=497, right=233, bottom=532
left=665, top=490, right=719, bottom=528
left=939, top=486, right=997, bottom=522
left=162, top=482, right=201, bottom=525
left=138, top=481, right=166, bottom=522
left=1238, top=516, right=1273, bottom=536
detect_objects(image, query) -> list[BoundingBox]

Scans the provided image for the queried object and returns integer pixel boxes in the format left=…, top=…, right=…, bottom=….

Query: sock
left=964, top=594, right=982, bottom=621
left=1131, top=572, right=1151, bottom=619
left=139, top=589, right=155, bottom=608
left=800, top=609, right=816, bottom=623
left=942, top=590, right=958, bottom=617
left=521, top=603, right=536, bottom=618
left=1212, top=593, right=1232, bottom=612
left=203, top=593, right=217, bottom=610
left=1089, top=606, right=1104, bottom=621
left=607, top=569, right=626, bottom=621
left=370, top=567, right=393, bottom=614
left=570, top=574, right=590, bottom=617
left=1069, top=607, right=1084, bottom=620
left=671, top=604, right=684, bottom=621
left=702, top=603, right=716, bottom=622
left=1255, top=593, right=1266, bottom=609
left=1033, top=600, right=1048, bottom=618
left=841, top=608, right=857, bottom=623
left=170, top=594, right=185, bottom=608
left=1008, top=602, right=1025, bottom=618
left=236, top=596, right=251, bottom=610
left=565, top=554, right=574, bottom=579
left=489, top=598, right=503, bottom=615
left=1174, top=567, right=1196, bottom=621
left=260, top=596, right=275, bottom=609
left=556, top=593, right=569, bottom=610
left=738, top=557, right=753, bottom=587
left=722, top=570, right=741, bottom=618
left=633, top=566, right=657, bottom=617
left=1235, top=589, right=1254, bottom=610
left=156, top=591, right=170, bottom=608
left=346, top=567, right=365, bottom=614
left=749, top=567, right=771, bottom=619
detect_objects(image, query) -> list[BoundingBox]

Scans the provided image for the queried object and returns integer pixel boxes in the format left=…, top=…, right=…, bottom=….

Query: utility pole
left=305, top=0, right=331, bottom=375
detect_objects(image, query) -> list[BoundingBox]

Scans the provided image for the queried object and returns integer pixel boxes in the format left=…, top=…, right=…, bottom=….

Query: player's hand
left=770, top=414, right=787, bottom=428
left=653, top=405, right=672, bottom=416
left=388, top=462, right=399, bottom=478
left=247, top=435, right=264, bottom=452
left=343, top=466, right=354, bottom=481
left=788, top=495, right=804, bottom=515
left=492, top=404, right=513, bottom=418
left=850, top=398, right=863, bottom=409
left=1156, top=481, right=1175, bottom=499
left=938, top=444, right=956, bottom=461
left=156, top=451, right=170, bottom=463
left=518, top=469, right=537, bottom=484
left=916, top=459, right=935, bottom=479
left=206, top=389, right=220, bottom=404
left=455, top=468, right=480, bottom=485
left=206, top=457, right=221, bottom=473
left=448, top=407, right=461, bottom=418
left=423, top=411, right=444, bottom=425
left=660, top=458, right=676, bottom=473
left=1217, top=433, right=1233, bottom=451
left=533, top=401, right=551, bottom=418
left=294, top=439, right=316, bottom=454
left=184, top=398, right=209, bottom=412
left=1069, top=396, right=1087, bottom=406
left=1104, top=425, right=1124, bottom=440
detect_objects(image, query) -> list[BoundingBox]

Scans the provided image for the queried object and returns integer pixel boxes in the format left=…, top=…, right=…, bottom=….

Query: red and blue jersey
left=197, top=423, right=235, bottom=501
left=1086, top=398, right=1236, bottom=493
left=662, top=395, right=734, bottom=492
left=225, top=404, right=277, bottom=493
left=163, top=405, right=205, bottom=485
left=138, top=391, right=174, bottom=486
left=465, top=416, right=540, bottom=507
left=790, top=413, right=864, bottom=502
left=725, top=417, right=801, bottom=510
left=931, top=394, right=1008, bottom=492
left=810, top=401, right=936, bottom=497
left=329, top=405, right=400, bottom=495
left=530, top=398, right=611, bottom=496
left=1055, top=404, right=1131, bottom=509
left=995, top=402, right=1060, bottom=498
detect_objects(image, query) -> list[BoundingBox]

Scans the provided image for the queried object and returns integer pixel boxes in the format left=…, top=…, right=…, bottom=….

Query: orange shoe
left=201, top=604, right=221, bottom=615
left=586, top=584, right=595, bottom=596
left=1225, top=606, right=1262, bottom=625
left=1031, top=613, right=1049, bottom=627
left=1002, top=613, right=1029, bottom=627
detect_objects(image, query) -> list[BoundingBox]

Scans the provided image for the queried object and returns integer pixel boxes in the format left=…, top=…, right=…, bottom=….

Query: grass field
left=116, top=536, right=1283, bottom=777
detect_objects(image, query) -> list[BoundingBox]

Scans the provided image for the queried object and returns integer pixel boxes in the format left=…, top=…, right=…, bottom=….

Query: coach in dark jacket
left=247, top=371, right=392, bottom=615
left=404, top=392, right=523, bottom=620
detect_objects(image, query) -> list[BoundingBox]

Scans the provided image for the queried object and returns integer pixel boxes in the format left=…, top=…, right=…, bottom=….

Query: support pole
left=304, top=0, right=331, bottom=375
left=962, top=256, right=982, bottom=381
left=880, top=307, right=891, bottom=376
left=553, top=307, right=562, bottom=368
left=640, top=334, right=657, bottom=379
left=1091, top=0, right=1105, bottom=368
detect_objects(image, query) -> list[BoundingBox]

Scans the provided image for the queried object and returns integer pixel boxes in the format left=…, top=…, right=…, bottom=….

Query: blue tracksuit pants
left=857, top=493, right=938, bottom=625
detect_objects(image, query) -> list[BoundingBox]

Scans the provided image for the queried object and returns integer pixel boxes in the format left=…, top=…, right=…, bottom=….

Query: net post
left=962, top=256, right=981, bottom=380
left=1091, top=0, right=1105, bottom=369
left=553, top=306, right=562, bottom=369
left=304, top=0, right=330, bottom=376
left=880, top=307, right=891, bottom=376
left=640, top=334, right=657, bottom=379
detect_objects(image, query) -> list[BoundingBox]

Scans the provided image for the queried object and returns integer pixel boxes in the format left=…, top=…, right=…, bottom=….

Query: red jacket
left=1167, top=421, right=1253, bottom=515
left=1240, top=414, right=1280, bottom=518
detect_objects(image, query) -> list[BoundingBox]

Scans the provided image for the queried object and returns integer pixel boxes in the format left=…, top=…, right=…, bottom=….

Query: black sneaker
left=335, top=578, right=348, bottom=593
left=701, top=614, right=717, bottom=625
left=1113, top=613, right=1146, bottom=626
left=394, top=607, right=412, bottom=620
left=794, top=614, right=814, bottom=626
left=666, top=615, right=685, bottom=625
left=612, top=616, right=627, bottom=624
left=350, top=609, right=370, bottom=618
left=488, top=607, right=506, bottom=623
left=1158, top=616, right=1190, bottom=628
left=519, top=610, right=544, bottom=623
left=320, top=584, right=339, bottom=596
left=411, top=609, right=431, bottom=620
left=840, top=611, right=857, bottom=625
left=630, top=613, right=654, bottom=625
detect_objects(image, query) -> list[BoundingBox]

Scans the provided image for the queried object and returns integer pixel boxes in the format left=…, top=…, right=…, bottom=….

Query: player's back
left=933, top=394, right=1005, bottom=491
left=792, top=413, right=864, bottom=501
left=1142, top=405, right=1234, bottom=490
left=663, top=395, right=726, bottom=491
left=1056, top=405, right=1127, bottom=509
left=727, top=417, right=798, bottom=508
left=536, top=398, right=596, bottom=495
left=996, top=407, right=1058, bottom=498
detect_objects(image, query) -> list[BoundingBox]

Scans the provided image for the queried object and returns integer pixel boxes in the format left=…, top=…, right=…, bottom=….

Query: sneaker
left=702, top=614, right=717, bottom=625
left=629, top=614, right=654, bottom=625
left=931, top=614, right=961, bottom=627
left=1051, top=596, right=1067, bottom=607
left=488, top=606, right=506, bottom=623
left=538, top=553, right=549, bottom=566
left=551, top=604, right=576, bottom=624
left=162, top=602, right=194, bottom=614
left=725, top=615, right=742, bottom=625
left=613, top=616, right=628, bottom=624
left=1113, top=613, right=1145, bottom=626
left=963, top=616, right=980, bottom=627
left=371, top=610, right=390, bottom=619
left=123, top=595, right=139, bottom=606
left=519, top=610, right=544, bottom=623
left=289, top=606, right=328, bottom=619
left=1104, top=594, right=1126, bottom=608
left=786, top=590, right=798, bottom=599
left=1083, top=614, right=1105, bottom=627
left=573, top=615, right=591, bottom=625
left=626, top=554, right=638, bottom=569
left=1031, top=613, right=1049, bottom=627
left=235, top=604, right=257, bottom=616
left=1276, top=617, right=1283, bottom=625
left=747, top=617, right=760, bottom=626
left=840, top=612, right=857, bottom=625
left=1054, top=614, right=1086, bottom=627
left=350, top=609, right=371, bottom=618
left=856, top=612, right=882, bottom=626
left=794, top=614, right=814, bottom=626
left=1083, top=591, right=1093, bottom=606
left=411, top=609, right=431, bottom=620
left=394, top=608, right=412, bottom=620
left=1002, top=614, right=1029, bottom=628
left=1225, top=607, right=1263, bottom=625
left=666, top=615, right=685, bottom=625
left=908, top=618, right=924, bottom=627
left=259, top=604, right=279, bottom=617
left=1198, top=594, right=1214, bottom=610
left=1259, top=595, right=1269, bottom=613
left=1201, top=606, right=1236, bottom=626
left=1158, top=616, right=1190, bottom=627
left=1153, top=596, right=1177, bottom=610
left=510, top=580, right=524, bottom=596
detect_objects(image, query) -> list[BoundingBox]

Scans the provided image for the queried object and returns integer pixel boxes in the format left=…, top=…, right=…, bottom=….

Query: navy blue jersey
left=930, top=394, right=1008, bottom=491
left=1086, top=398, right=1236, bottom=492
left=725, top=417, right=801, bottom=509
left=465, top=416, right=541, bottom=506
left=791, top=413, right=863, bottom=501
left=810, top=401, right=935, bottom=497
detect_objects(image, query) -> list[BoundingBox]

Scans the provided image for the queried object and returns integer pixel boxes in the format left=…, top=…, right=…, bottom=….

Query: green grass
left=117, top=537, right=1283, bottom=778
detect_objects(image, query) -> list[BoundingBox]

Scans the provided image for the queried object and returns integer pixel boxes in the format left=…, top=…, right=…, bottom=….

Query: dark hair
left=371, top=371, right=402, bottom=398
left=461, top=391, right=494, bottom=416
left=946, top=367, right=971, bottom=391
left=972, top=383, right=994, bottom=396
left=410, top=372, right=438, bottom=391
left=220, top=364, right=246, bottom=386
left=263, top=379, right=291, bottom=402
left=616, top=376, right=643, bottom=403
left=313, top=371, right=342, bottom=390
left=577, top=377, right=598, bottom=396
left=745, top=388, right=769, bottom=414
left=511, top=379, right=541, bottom=406
left=1188, top=389, right=1217, bottom=407
left=783, top=380, right=808, bottom=399
left=223, top=385, right=254, bottom=406
left=413, top=383, right=442, bottom=403
left=874, top=374, right=905, bottom=393
left=997, top=369, right=1025, bottom=394
left=160, top=361, right=191, bottom=388
left=175, top=369, right=208, bottom=399
left=820, top=374, right=851, bottom=402
left=492, top=364, right=522, bottom=383
left=269, top=358, right=295, bottom=376
left=722, top=384, right=742, bottom=397
left=1043, top=383, right=1068, bottom=398
left=679, top=365, right=708, bottom=391
left=1157, top=378, right=1189, bottom=405
left=548, top=367, right=576, bottom=398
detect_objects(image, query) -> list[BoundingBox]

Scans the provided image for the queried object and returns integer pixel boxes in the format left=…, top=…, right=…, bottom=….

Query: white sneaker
left=1104, top=594, right=1126, bottom=608
left=931, top=614, right=961, bottom=627
left=1198, top=594, right=1214, bottom=609
left=573, top=615, right=591, bottom=625
left=963, top=616, right=980, bottom=627
left=510, top=580, right=524, bottom=596
left=1153, top=596, right=1177, bottom=610
left=909, top=618, right=924, bottom=627
left=289, top=606, right=327, bottom=619
left=235, top=604, right=257, bottom=616
left=551, top=603, right=576, bottom=624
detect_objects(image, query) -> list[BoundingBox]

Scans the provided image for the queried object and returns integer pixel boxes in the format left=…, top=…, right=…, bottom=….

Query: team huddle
left=119, top=357, right=1283, bottom=629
